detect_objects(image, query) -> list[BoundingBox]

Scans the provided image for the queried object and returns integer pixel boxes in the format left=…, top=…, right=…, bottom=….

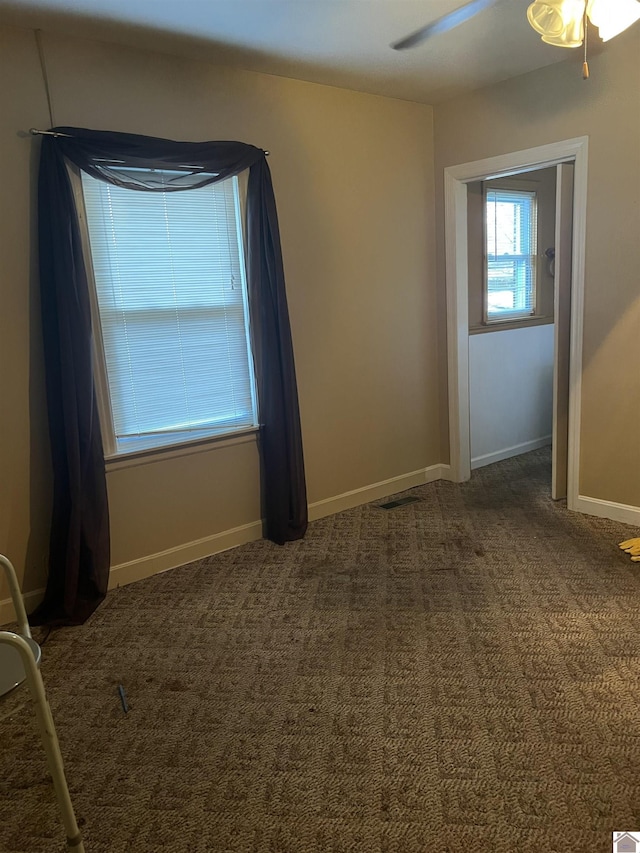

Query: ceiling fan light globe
left=540, top=30, right=583, bottom=47
left=587, top=0, right=640, bottom=41
left=527, top=0, right=586, bottom=45
left=527, top=2, right=565, bottom=36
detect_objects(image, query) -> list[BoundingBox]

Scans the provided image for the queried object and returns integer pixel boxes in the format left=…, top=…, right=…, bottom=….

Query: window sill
left=469, top=315, right=553, bottom=335
left=104, top=426, right=260, bottom=472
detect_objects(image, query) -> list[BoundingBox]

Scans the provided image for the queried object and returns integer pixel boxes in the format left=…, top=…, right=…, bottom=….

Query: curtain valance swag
left=34, top=127, right=307, bottom=626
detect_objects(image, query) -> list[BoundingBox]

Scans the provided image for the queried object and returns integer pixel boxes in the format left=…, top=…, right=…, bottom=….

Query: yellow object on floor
left=619, top=537, right=640, bottom=562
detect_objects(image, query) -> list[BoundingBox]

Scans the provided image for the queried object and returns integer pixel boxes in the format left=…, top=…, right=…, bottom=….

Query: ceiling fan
left=392, top=0, right=640, bottom=52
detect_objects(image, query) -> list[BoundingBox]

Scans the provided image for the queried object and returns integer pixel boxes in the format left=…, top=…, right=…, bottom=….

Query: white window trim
left=70, top=164, right=259, bottom=464
left=482, top=181, right=539, bottom=326
left=104, top=426, right=259, bottom=471
left=71, top=163, right=118, bottom=456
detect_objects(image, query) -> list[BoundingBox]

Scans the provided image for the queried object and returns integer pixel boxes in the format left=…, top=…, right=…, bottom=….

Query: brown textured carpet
left=1, top=449, right=639, bottom=853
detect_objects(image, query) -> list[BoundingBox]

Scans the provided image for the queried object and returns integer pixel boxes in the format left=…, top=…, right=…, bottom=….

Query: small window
left=484, top=188, right=538, bottom=323
left=78, top=169, right=258, bottom=457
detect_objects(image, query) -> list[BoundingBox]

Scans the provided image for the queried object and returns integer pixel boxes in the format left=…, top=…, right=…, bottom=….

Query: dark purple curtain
left=33, top=128, right=307, bottom=626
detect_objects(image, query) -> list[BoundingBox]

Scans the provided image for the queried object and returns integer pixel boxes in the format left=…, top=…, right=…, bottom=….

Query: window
left=484, top=188, right=538, bottom=323
left=78, top=169, right=258, bottom=457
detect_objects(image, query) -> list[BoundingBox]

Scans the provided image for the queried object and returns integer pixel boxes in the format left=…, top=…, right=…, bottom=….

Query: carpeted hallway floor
left=1, top=449, right=639, bottom=852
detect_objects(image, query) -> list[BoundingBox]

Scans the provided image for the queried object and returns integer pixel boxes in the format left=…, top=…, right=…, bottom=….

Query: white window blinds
left=80, top=170, right=258, bottom=455
left=485, top=188, right=537, bottom=321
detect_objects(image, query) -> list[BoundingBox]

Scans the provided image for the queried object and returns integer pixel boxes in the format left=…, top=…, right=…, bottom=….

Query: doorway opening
left=443, top=137, right=589, bottom=512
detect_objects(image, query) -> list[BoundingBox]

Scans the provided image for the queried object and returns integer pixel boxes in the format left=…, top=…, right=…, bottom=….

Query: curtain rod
left=28, top=128, right=270, bottom=154
left=30, top=128, right=72, bottom=137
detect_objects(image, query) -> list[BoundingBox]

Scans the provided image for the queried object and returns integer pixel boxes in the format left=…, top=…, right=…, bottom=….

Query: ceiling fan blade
left=392, top=0, right=501, bottom=50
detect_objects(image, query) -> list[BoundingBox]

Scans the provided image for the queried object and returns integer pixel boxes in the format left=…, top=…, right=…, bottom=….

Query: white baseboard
left=1, top=521, right=265, bottom=625
left=109, top=464, right=450, bottom=590
left=308, top=463, right=449, bottom=520
left=108, top=519, right=264, bottom=590
left=438, top=464, right=454, bottom=482
left=0, top=460, right=481, bottom=623
left=573, top=495, right=640, bottom=527
left=0, top=587, right=45, bottom=628
left=471, top=436, right=552, bottom=470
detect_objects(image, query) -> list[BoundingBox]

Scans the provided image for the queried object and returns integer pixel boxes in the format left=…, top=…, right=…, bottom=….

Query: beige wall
left=0, top=27, right=53, bottom=599
left=434, top=29, right=640, bottom=506
left=4, top=20, right=637, bottom=606
left=0, top=25, right=438, bottom=597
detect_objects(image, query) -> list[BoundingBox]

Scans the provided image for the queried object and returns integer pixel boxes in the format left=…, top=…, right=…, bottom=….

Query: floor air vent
left=378, top=496, right=421, bottom=510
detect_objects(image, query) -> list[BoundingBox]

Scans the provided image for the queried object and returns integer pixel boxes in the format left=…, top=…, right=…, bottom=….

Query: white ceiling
left=0, top=0, right=579, bottom=104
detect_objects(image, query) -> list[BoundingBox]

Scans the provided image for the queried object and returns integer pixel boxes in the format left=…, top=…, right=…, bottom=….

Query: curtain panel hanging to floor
left=33, top=127, right=307, bottom=626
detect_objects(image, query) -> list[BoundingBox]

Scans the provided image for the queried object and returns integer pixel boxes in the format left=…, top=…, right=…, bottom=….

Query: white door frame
left=444, top=136, right=589, bottom=512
